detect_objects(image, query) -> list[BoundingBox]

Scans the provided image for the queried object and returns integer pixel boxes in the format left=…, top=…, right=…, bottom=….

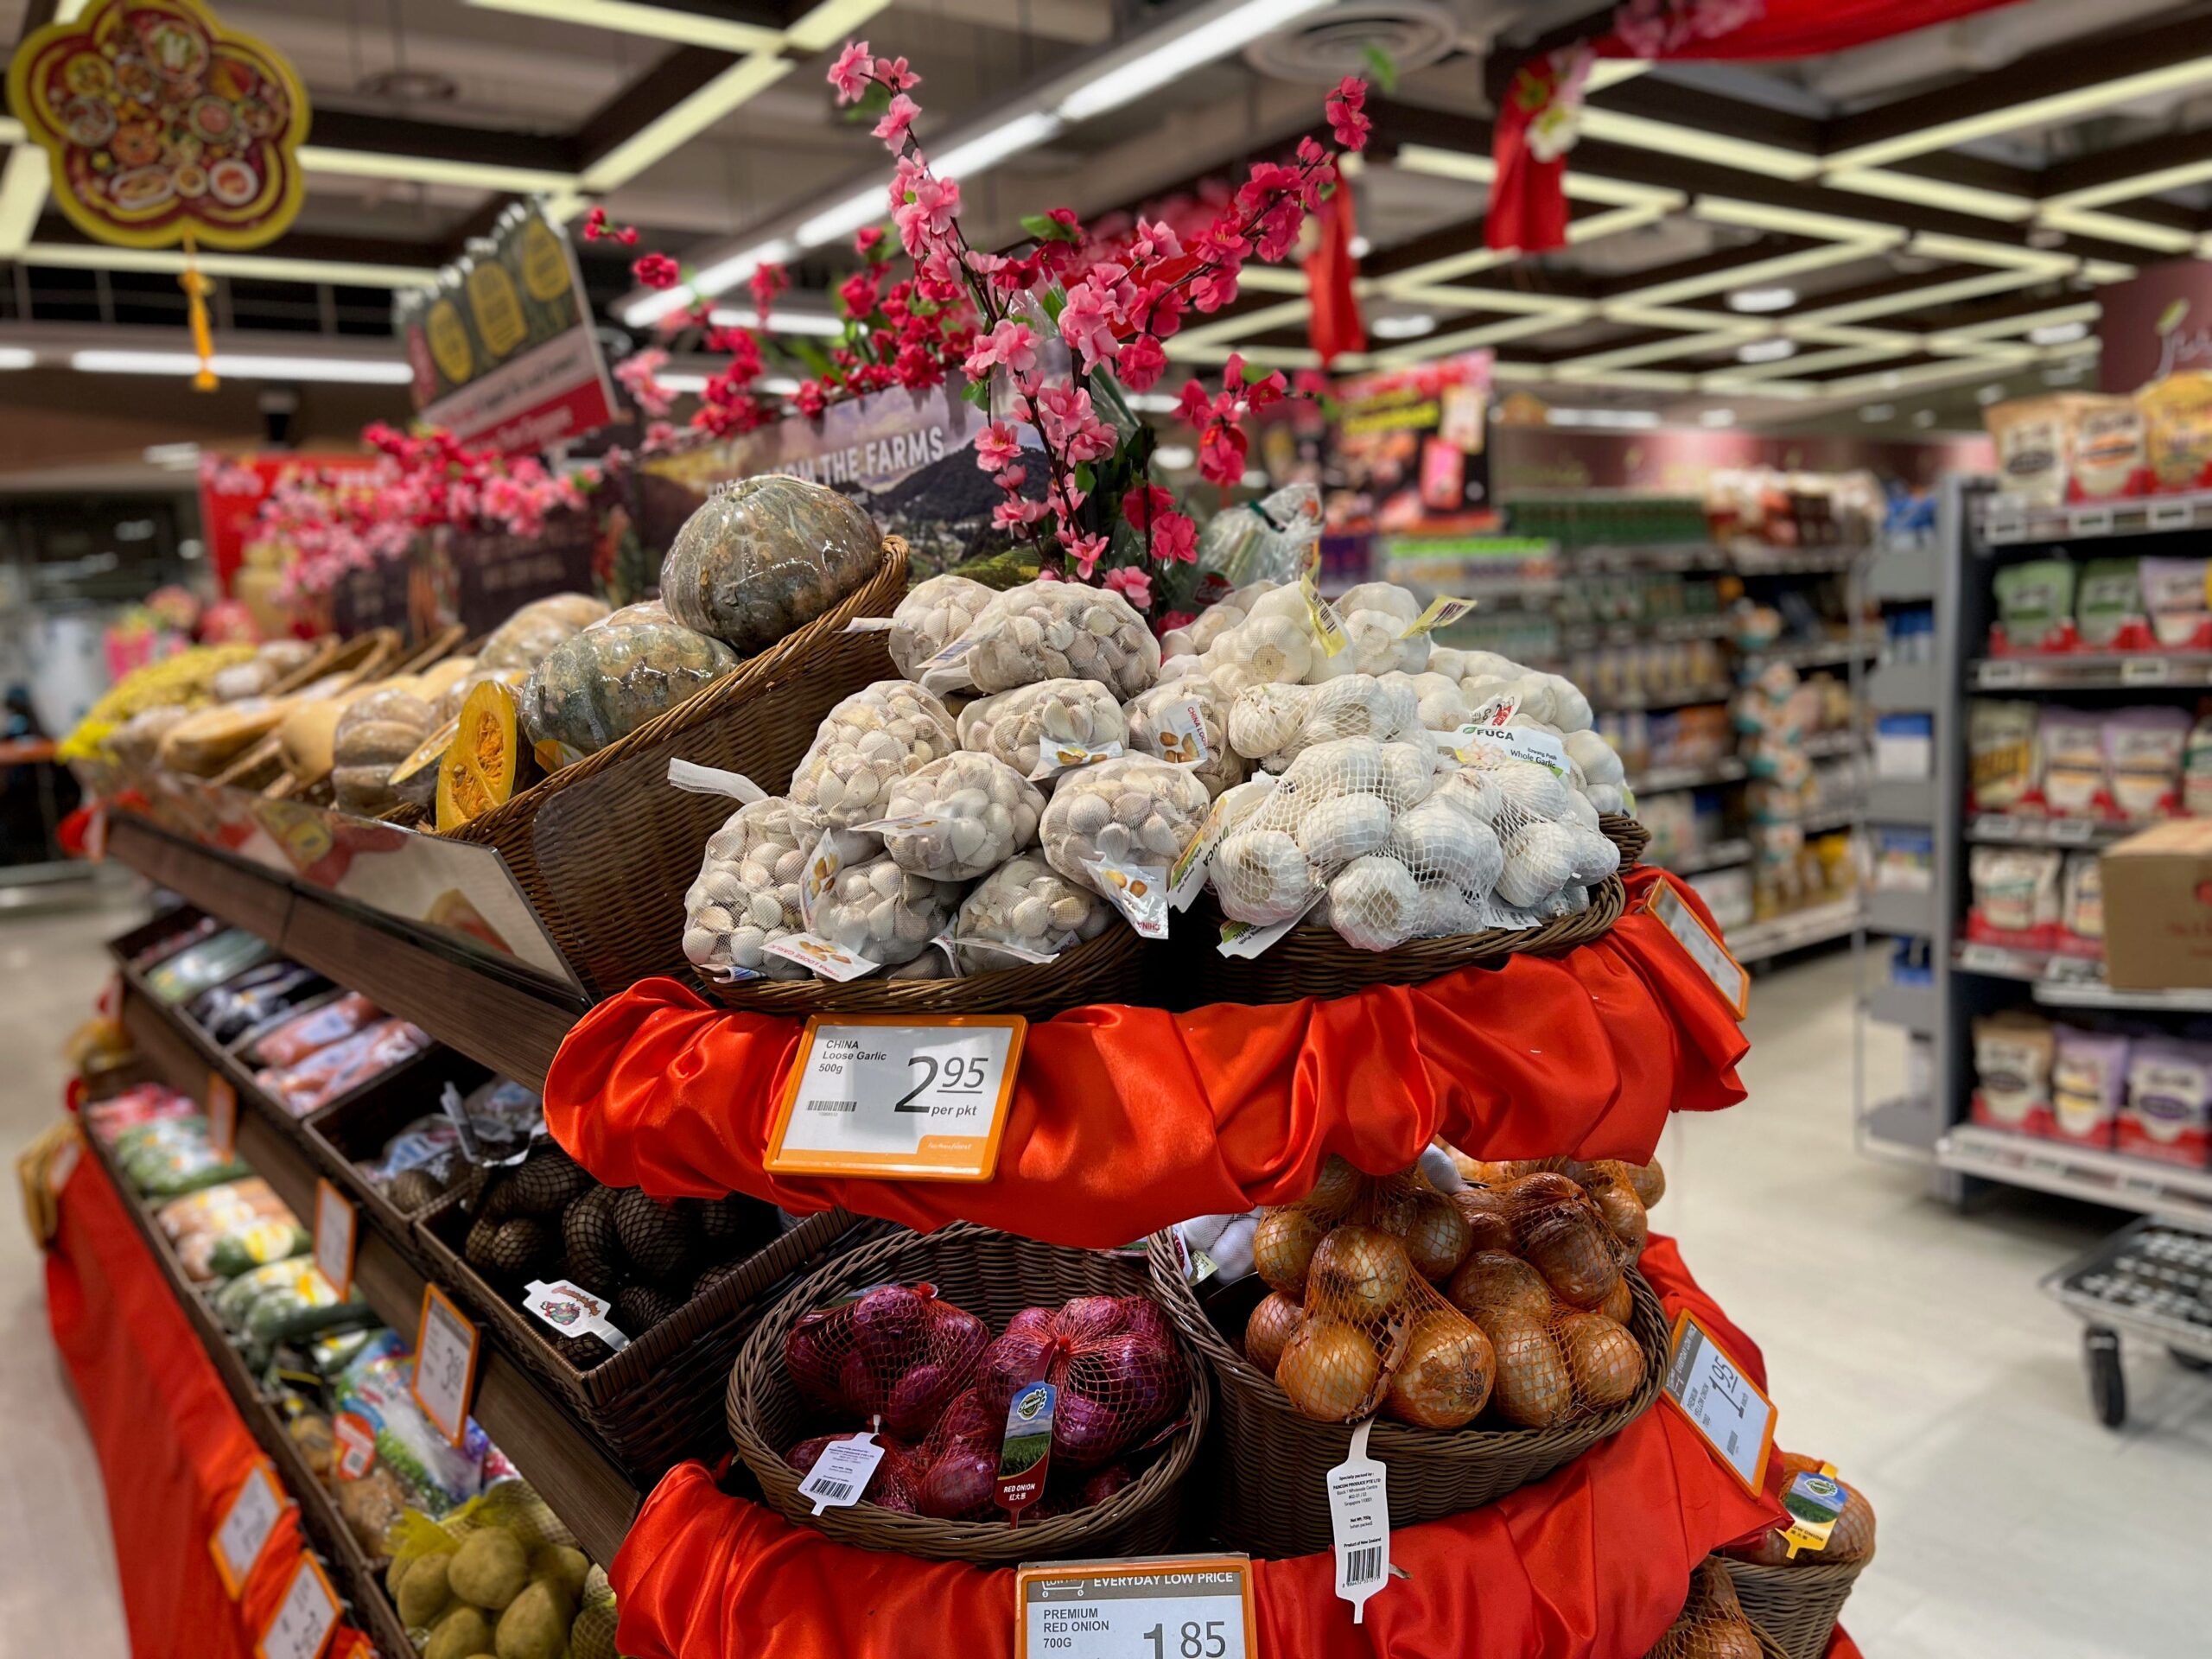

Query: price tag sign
left=1644, top=880, right=1749, bottom=1020
left=2121, top=657, right=2170, bottom=686
left=311, top=1179, right=357, bottom=1301
left=767, top=1015, right=1027, bottom=1181
left=2151, top=499, right=2194, bottom=531
left=1661, top=1309, right=1776, bottom=1497
left=798, top=1432, right=886, bottom=1515
left=1326, top=1418, right=1390, bottom=1623
left=1015, top=1554, right=1255, bottom=1659
left=1974, top=815, right=2019, bottom=841
left=1956, top=943, right=2010, bottom=975
left=2072, top=506, right=2114, bottom=536
left=410, top=1283, right=481, bottom=1449
left=207, top=1072, right=238, bottom=1161
left=331, top=1412, right=377, bottom=1482
left=257, top=1552, right=340, bottom=1659
left=209, top=1460, right=289, bottom=1599
left=1979, top=659, right=2024, bottom=688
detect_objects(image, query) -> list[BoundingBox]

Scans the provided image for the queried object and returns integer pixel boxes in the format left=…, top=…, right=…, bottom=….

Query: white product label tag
left=1444, top=723, right=1570, bottom=776
left=1169, top=793, right=1241, bottom=912
left=523, top=1279, right=632, bottom=1352
left=1980, top=660, right=2024, bottom=688
left=1463, top=691, right=1521, bottom=728
left=800, top=830, right=846, bottom=931
left=1646, top=880, right=1748, bottom=1018
left=1150, top=699, right=1211, bottom=769
left=1217, top=890, right=1326, bottom=958
left=2043, top=953, right=2100, bottom=985
left=1401, top=594, right=1478, bottom=638
left=917, top=636, right=978, bottom=695
left=410, top=1285, right=480, bottom=1449
left=2072, top=506, right=2114, bottom=536
left=953, top=935, right=1061, bottom=965
left=1662, top=1311, right=1776, bottom=1497
left=332, top=1412, right=376, bottom=1481
left=800, top=1433, right=887, bottom=1514
left=2049, top=817, right=2096, bottom=844
left=1974, top=815, right=2019, bottom=841
left=842, top=616, right=896, bottom=632
left=768, top=1015, right=1027, bottom=1182
left=311, top=1179, right=356, bottom=1301
left=211, top=1461, right=288, bottom=1599
left=2150, top=500, right=2193, bottom=530
left=1327, top=1418, right=1391, bottom=1623
left=667, top=758, right=767, bottom=802
left=46, top=1128, right=81, bottom=1197
left=1014, top=1556, right=1253, bottom=1659
left=1082, top=856, right=1171, bottom=939
left=762, top=931, right=884, bottom=982
left=258, top=1554, right=340, bottom=1659
left=2122, top=657, right=2169, bottom=685
left=1956, top=942, right=2012, bottom=974
left=1028, top=738, right=1124, bottom=782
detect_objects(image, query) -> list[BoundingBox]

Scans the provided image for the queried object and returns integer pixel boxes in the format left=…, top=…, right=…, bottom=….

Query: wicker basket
left=728, top=1221, right=1210, bottom=1564
left=1602, top=812, right=1649, bottom=866
left=423, top=537, right=912, bottom=997
left=415, top=1187, right=859, bottom=1484
left=1145, top=1232, right=1669, bottom=1557
left=1724, top=1556, right=1870, bottom=1659
left=1751, top=1619, right=1792, bottom=1659
left=700, top=924, right=1153, bottom=1020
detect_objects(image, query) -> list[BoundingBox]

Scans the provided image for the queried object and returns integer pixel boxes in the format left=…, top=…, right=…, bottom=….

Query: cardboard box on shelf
left=2100, top=821, right=2212, bottom=988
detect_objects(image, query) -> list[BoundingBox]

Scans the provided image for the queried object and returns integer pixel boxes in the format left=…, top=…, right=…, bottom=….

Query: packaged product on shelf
left=1043, top=753, right=1211, bottom=899
left=248, top=990, right=382, bottom=1066
left=1873, top=714, right=1932, bottom=781
left=187, top=962, right=330, bottom=1045
left=2103, top=821, right=2212, bottom=989
left=111, top=1116, right=251, bottom=1196
left=1991, top=558, right=2077, bottom=654
left=1968, top=701, right=2039, bottom=814
left=2060, top=852, right=2104, bottom=950
left=1690, top=867, right=1754, bottom=931
left=522, top=601, right=740, bottom=766
left=83, top=1081, right=194, bottom=1143
left=337, top=1332, right=494, bottom=1522
left=660, top=474, right=884, bottom=656
left=950, top=855, right=1112, bottom=973
left=808, top=854, right=966, bottom=975
left=2185, top=716, right=2212, bottom=817
left=144, top=927, right=272, bottom=1004
left=1984, top=395, right=2146, bottom=506
left=2140, top=556, right=2211, bottom=650
left=384, top=1482, right=615, bottom=1656
left=2137, top=372, right=2212, bottom=493
left=929, top=579, right=1160, bottom=698
left=156, top=1178, right=287, bottom=1241
left=682, top=797, right=818, bottom=981
left=1123, top=676, right=1245, bottom=798
left=1967, top=845, right=2063, bottom=948
left=365, top=1080, right=542, bottom=1211
left=864, top=752, right=1046, bottom=881
left=1973, top=1011, right=2055, bottom=1133
left=257, top=1017, right=432, bottom=1116
left=955, top=678, right=1128, bottom=779
left=2074, top=557, right=2146, bottom=651
left=1872, top=830, right=1933, bottom=893
left=1224, top=675, right=1422, bottom=769
left=2038, top=706, right=2107, bottom=818
left=2049, top=1027, right=2128, bottom=1148
left=2103, top=706, right=2190, bottom=820
left=2119, top=1039, right=2212, bottom=1168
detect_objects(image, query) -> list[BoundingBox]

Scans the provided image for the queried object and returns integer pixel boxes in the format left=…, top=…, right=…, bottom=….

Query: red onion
left=977, top=1328, right=1058, bottom=1414
left=917, top=1445, right=997, bottom=1519
left=1004, top=1306, right=1055, bottom=1342
left=785, top=1316, right=841, bottom=1406
left=849, top=1284, right=932, bottom=1370
left=784, top=1433, right=841, bottom=1477
left=933, top=1387, right=999, bottom=1452
left=836, top=1347, right=885, bottom=1420
left=1052, top=1296, right=1128, bottom=1343
left=1078, top=1464, right=1135, bottom=1507
left=885, top=1362, right=955, bottom=1440
left=1049, top=1391, right=1125, bottom=1466
left=1049, top=1332, right=1185, bottom=1465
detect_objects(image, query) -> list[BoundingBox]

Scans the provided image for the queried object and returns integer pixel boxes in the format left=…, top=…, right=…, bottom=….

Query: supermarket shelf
left=1937, top=1123, right=2212, bottom=1222
left=1980, top=490, right=2212, bottom=548
left=1729, top=548, right=1861, bottom=575
left=1971, top=653, right=2212, bottom=690
left=1865, top=778, right=1935, bottom=824
left=1739, top=638, right=1878, bottom=671
left=107, top=816, right=582, bottom=1093
left=1867, top=543, right=1937, bottom=603
left=1592, top=682, right=1736, bottom=714
left=1662, top=837, right=1752, bottom=877
left=1803, top=803, right=1863, bottom=836
left=1629, top=757, right=1746, bottom=793
left=1560, top=613, right=1737, bottom=647
left=1866, top=981, right=1938, bottom=1033
left=1567, top=543, right=1731, bottom=573
left=1806, top=729, right=1865, bottom=760
left=1727, top=897, right=1861, bottom=963
left=1967, top=813, right=2139, bottom=849
left=1866, top=659, right=1938, bottom=710
left=1865, top=887, right=1934, bottom=938
left=1947, top=942, right=2212, bottom=1012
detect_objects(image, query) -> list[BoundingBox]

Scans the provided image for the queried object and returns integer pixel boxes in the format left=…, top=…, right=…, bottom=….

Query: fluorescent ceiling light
left=1239, top=268, right=1309, bottom=295
left=1789, top=268, right=2045, bottom=328
left=622, top=284, right=697, bottom=328
left=1728, top=287, right=1796, bottom=314
left=1578, top=111, right=1820, bottom=181
left=466, top=0, right=782, bottom=51
left=1860, top=404, right=1895, bottom=422
left=299, top=145, right=575, bottom=194
left=582, top=54, right=792, bottom=192
left=1393, top=143, right=1495, bottom=185
left=1348, top=235, right=1371, bottom=258
left=1694, top=196, right=1899, bottom=245
left=1913, top=409, right=1936, bottom=427
left=1600, top=303, right=1742, bottom=332
left=936, top=110, right=1065, bottom=180
left=2030, top=320, right=2091, bottom=346
left=1611, top=241, right=1876, bottom=309
left=0, top=148, right=48, bottom=257
left=1737, top=338, right=1796, bottom=364
left=1558, top=368, right=1699, bottom=392
left=786, top=0, right=895, bottom=53
left=1566, top=202, right=1675, bottom=244
left=1177, top=298, right=1310, bottom=349
left=1826, top=55, right=2212, bottom=172
left=1548, top=407, right=1662, bottom=429
left=25, top=243, right=437, bottom=288
left=1742, top=342, right=1899, bottom=378
left=1700, top=408, right=1737, bottom=428
left=796, top=190, right=887, bottom=251
left=1058, top=0, right=1334, bottom=122
left=709, top=308, right=847, bottom=337
left=1128, top=391, right=1181, bottom=413
left=1586, top=61, right=1649, bottom=92
left=1907, top=232, right=2074, bottom=274
left=1923, top=302, right=2099, bottom=346
left=2036, top=207, right=2196, bottom=255
left=1154, top=444, right=1197, bottom=469
left=688, top=238, right=800, bottom=304
left=0, top=347, right=34, bottom=371
left=2081, top=258, right=2138, bottom=284
left=1372, top=246, right=1516, bottom=288
left=656, top=372, right=709, bottom=393
left=2045, top=156, right=2212, bottom=213
left=1370, top=286, right=1592, bottom=318
left=760, top=375, right=802, bottom=397
left=72, top=351, right=413, bottom=383
left=1369, top=314, right=1437, bottom=340
left=1557, top=328, right=1762, bottom=376
left=1790, top=323, right=1919, bottom=351
left=1825, top=168, right=2033, bottom=221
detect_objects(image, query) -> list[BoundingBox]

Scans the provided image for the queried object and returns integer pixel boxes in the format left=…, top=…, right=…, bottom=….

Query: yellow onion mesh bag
left=781, top=1281, right=989, bottom=1442
left=1644, top=1558, right=1767, bottom=1659
left=1225, top=675, right=1422, bottom=770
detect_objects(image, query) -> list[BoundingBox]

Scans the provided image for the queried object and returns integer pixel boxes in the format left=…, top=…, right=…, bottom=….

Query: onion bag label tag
left=1170, top=792, right=1241, bottom=912
left=1442, top=722, right=1569, bottom=776
left=1217, top=890, right=1325, bottom=958
left=995, top=1380, right=1057, bottom=1519
left=523, top=1278, right=632, bottom=1351
left=800, top=1433, right=886, bottom=1515
left=918, top=635, right=979, bottom=695
left=1781, top=1465, right=1847, bottom=1557
left=1326, top=1418, right=1390, bottom=1623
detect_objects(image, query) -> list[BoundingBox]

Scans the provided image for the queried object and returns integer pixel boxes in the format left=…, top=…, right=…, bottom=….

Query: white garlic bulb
left=1039, top=754, right=1211, bottom=893
left=888, top=574, right=995, bottom=678
left=1565, top=728, right=1626, bottom=787
left=789, top=681, right=957, bottom=830
left=1469, top=752, right=1576, bottom=823
left=1496, top=817, right=1581, bottom=909
left=1206, top=606, right=1316, bottom=692
left=1387, top=796, right=1504, bottom=897
left=944, top=581, right=1160, bottom=698
left=957, top=678, right=1128, bottom=776
left=953, top=854, right=1111, bottom=973
left=810, top=853, right=965, bottom=967
left=1294, top=793, right=1395, bottom=867
left=1586, top=782, right=1627, bottom=815
left=1567, top=824, right=1621, bottom=885
left=682, top=797, right=821, bottom=980
left=1205, top=738, right=1433, bottom=925
left=1124, top=675, right=1246, bottom=798
left=874, top=751, right=1045, bottom=880
left=1212, top=826, right=1313, bottom=925
left=1332, top=582, right=1431, bottom=677
left=1328, top=854, right=1424, bottom=950
left=1386, top=671, right=1470, bottom=732
left=1226, top=675, right=1421, bottom=767
left=1562, top=789, right=1602, bottom=831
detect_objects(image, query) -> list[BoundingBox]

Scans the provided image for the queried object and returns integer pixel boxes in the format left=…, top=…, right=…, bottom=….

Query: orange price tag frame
left=257, top=1549, right=341, bottom=1659
left=312, top=1179, right=357, bottom=1300
left=410, top=1281, right=482, bottom=1451
left=207, top=1071, right=239, bottom=1160
left=208, top=1459, right=289, bottom=1599
left=766, top=1014, right=1027, bottom=1183
left=1660, top=1308, right=1776, bottom=1498
left=1015, top=1554, right=1255, bottom=1659
left=1643, top=880, right=1750, bottom=1020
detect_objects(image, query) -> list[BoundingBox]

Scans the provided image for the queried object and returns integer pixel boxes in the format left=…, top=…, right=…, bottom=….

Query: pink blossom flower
left=993, top=466, right=1027, bottom=493
left=963, top=317, right=1039, bottom=380
left=1174, top=381, right=1215, bottom=428
left=1198, top=425, right=1248, bottom=487
left=1117, top=334, right=1167, bottom=391
left=1058, top=276, right=1122, bottom=368
left=1034, top=383, right=1116, bottom=463
left=1122, top=482, right=1173, bottom=532
left=614, top=348, right=673, bottom=418
left=874, top=54, right=919, bottom=91
left=643, top=421, right=678, bottom=451
left=874, top=93, right=919, bottom=149
left=1103, top=566, right=1153, bottom=610
left=1153, top=507, right=1197, bottom=564
left=829, top=41, right=873, bottom=104
left=795, top=381, right=828, bottom=416
left=993, top=496, right=1047, bottom=531
left=1325, top=77, right=1370, bottom=152
left=632, top=252, right=681, bottom=290
left=1158, top=608, right=1198, bottom=637
left=1190, top=266, right=1239, bottom=313
left=976, top=422, right=1022, bottom=471
left=855, top=225, right=886, bottom=257
left=1065, top=532, right=1109, bottom=579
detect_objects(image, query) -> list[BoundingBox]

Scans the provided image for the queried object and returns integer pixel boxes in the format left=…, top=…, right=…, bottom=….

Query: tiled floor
left=0, top=905, right=2203, bottom=1656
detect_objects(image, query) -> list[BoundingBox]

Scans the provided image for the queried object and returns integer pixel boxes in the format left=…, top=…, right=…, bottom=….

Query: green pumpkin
left=658, top=474, right=881, bottom=655
left=521, top=601, right=737, bottom=761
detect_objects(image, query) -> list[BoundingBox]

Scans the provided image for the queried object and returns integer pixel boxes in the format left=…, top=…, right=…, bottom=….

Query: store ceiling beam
left=575, top=45, right=744, bottom=173
left=306, top=107, right=582, bottom=180
left=2039, top=127, right=2212, bottom=212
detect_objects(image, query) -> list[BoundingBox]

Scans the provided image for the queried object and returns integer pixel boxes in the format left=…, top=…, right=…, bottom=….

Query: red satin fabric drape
left=611, top=1233, right=1787, bottom=1659
left=45, top=1144, right=371, bottom=1659
left=546, top=868, right=1748, bottom=1248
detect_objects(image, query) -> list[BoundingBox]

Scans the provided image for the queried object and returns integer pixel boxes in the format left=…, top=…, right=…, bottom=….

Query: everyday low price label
left=410, top=1284, right=481, bottom=1449
left=766, top=1014, right=1027, bottom=1181
left=207, top=1073, right=238, bottom=1160
left=210, top=1460, right=288, bottom=1599
left=1662, top=1309, right=1776, bottom=1496
left=312, top=1179, right=356, bottom=1301
left=1015, top=1555, right=1254, bottom=1659
left=1645, top=881, right=1749, bottom=1019
left=257, top=1553, right=340, bottom=1659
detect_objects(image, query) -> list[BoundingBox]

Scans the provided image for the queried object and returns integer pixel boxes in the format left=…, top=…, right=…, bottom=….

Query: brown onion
left=1305, top=1154, right=1362, bottom=1215
left=1398, top=1197, right=1473, bottom=1282
left=1592, top=1179, right=1647, bottom=1255
left=1253, top=1207, right=1326, bottom=1296
left=1629, top=1158, right=1665, bottom=1210
left=1451, top=1189, right=1516, bottom=1255
left=1308, top=1224, right=1414, bottom=1321
left=1520, top=1209, right=1621, bottom=1309
left=1600, top=1272, right=1633, bottom=1326
left=1446, top=1251, right=1553, bottom=1327
left=1503, top=1170, right=1592, bottom=1224
left=1274, top=1317, right=1382, bottom=1422
left=1559, top=1311, right=1643, bottom=1408
left=1383, top=1311, right=1494, bottom=1429
left=1487, top=1315, right=1573, bottom=1427
left=1681, top=1620, right=1764, bottom=1659
left=1243, top=1292, right=1304, bottom=1376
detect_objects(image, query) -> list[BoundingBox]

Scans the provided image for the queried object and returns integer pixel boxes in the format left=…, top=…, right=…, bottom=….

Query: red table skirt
left=609, top=1236, right=1854, bottom=1659
left=44, top=1140, right=373, bottom=1659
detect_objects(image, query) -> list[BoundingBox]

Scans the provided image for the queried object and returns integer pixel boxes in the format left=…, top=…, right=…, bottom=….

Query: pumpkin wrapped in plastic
left=888, top=574, right=995, bottom=679
left=931, top=581, right=1160, bottom=699
left=951, top=854, right=1112, bottom=973
left=474, top=593, right=609, bottom=677
left=1039, top=754, right=1211, bottom=895
left=521, top=601, right=738, bottom=763
left=1124, top=676, right=1246, bottom=798
left=868, top=752, right=1046, bottom=880
left=331, top=688, right=440, bottom=816
left=659, top=474, right=882, bottom=656
left=957, top=679, right=1128, bottom=778
left=789, top=681, right=959, bottom=830
left=682, top=797, right=820, bottom=981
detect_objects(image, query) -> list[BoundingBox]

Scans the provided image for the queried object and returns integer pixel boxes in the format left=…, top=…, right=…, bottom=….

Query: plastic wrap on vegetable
left=1039, top=754, right=1211, bottom=895
left=257, top=1019, right=431, bottom=1116
left=888, top=574, right=996, bottom=678
left=1209, top=738, right=1438, bottom=929
left=930, top=580, right=1160, bottom=698
left=1196, top=481, right=1322, bottom=588
left=957, top=678, right=1128, bottom=777
left=951, top=854, right=1112, bottom=973
left=1226, top=675, right=1421, bottom=770
left=868, top=752, right=1046, bottom=880
left=660, top=474, right=883, bottom=656
left=522, top=601, right=738, bottom=762
left=474, top=593, right=609, bottom=677
left=810, top=853, right=965, bottom=969
left=331, top=688, right=440, bottom=816
left=248, top=991, right=380, bottom=1067
left=1124, top=675, right=1246, bottom=798
left=683, top=797, right=820, bottom=981
left=788, top=680, right=957, bottom=830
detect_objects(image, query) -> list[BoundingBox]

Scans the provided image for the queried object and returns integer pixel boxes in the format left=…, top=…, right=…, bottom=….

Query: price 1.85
left=1143, top=1621, right=1231, bottom=1659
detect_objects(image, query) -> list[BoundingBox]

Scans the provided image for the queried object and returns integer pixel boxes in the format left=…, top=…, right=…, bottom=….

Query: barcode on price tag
left=207, top=1072, right=238, bottom=1160
left=766, top=1014, right=1027, bottom=1181
left=1662, top=1309, right=1776, bottom=1496
left=1326, top=1418, right=1391, bottom=1622
left=798, top=1433, right=885, bottom=1514
left=210, top=1460, right=288, bottom=1598
left=410, top=1283, right=480, bottom=1449
left=312, top=1179, right=356, bottom=1300
left=257, top=1553, right=340, bottom=1659
left=1645, top=880, right=1749, bottom=1019
left=1015, top=1554, right=1254, bottom=1659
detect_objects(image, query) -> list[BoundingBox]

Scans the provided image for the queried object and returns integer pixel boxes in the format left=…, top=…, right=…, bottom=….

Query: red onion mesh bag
left=781, top=1281, right=988, bottom=1440
left=783, top=1433, right=924, bottom=1514
left=1643, top=1558, right=1767, bottom=1659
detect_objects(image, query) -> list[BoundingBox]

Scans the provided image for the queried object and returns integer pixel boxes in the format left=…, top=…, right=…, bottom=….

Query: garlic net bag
left=956, top=679, right=1128, bottom=778
left=1458, top=662, right=1596, bottom=735
left=887, top=574, right=996, bottom=679
left=1160, top=582, right=1274, bottom=661
left=682, top=798, right=820, bottom=981
left=782, top=1281, right=989, bottom=1440
left=1328, top=583, right=1432, bottom=677
left=1643, top=1559, right=1767, bottom=1659
left=1448, top=749, right=1620, bottom=913
left=929, top=581, right=1160, bottom=698
left=1040, top=754, right=1211, bottom=894
left=1225, top=675, right=1422, bottom=769
left=1208, top=738, right=1436, bottom=926
left=866, top=752, right=1045, bottom=880
left=951, top=855, right=1111, bottom=973
left=1200, top=585, right=1328, bottom=695
left=1242, top=1160, right=1497, bottom=1428
left=1124, top=676, right=1246, bottom=798
left=789, top=681, right=958, bottom=829
left=810, top=853, right=965, bottom=969
left=1383, top=671, right=1472, bottom=732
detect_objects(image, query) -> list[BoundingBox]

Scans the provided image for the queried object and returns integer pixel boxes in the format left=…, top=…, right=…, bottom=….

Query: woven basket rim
left=1724, top=1553, right=1875, bottom=1581
left=696, top=918, right=1144, bottom=1016
left=728, top=1219, right=1210, bottom=1560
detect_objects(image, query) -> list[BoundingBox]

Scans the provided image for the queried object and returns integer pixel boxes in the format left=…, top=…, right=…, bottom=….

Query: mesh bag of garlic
left=682, top=798, right=820, bottom=981
left=789, top=681, right=959, bottom=830
left=1160, top=581, right=1278, bottom=664
left=861, top=752, right=1046, bottom=880
left=810, top=853, right=967, bottom=978
left=1643, top=1559, right=1770, bottom=1659
left=950, top=855, right=1111, bottom=973
left=1039, top=754, right=1212, bottom=900
left=1225, top=675, right=1423, bottom=771
left=925, top=580, right=1160, bottom=698
left=956, top=679, right=1128, bottom=778
left=1444, top=747, right=1623, bottom=925
left=887, top=574, right=996, bottom=679
left=1123, top=676, right=1246, bottom=798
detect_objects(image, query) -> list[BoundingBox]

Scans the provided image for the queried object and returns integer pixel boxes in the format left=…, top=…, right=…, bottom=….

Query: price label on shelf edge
left=1661, top=1309, right=1776, bottom=1497
left=766, top=1014, right=1027, bottom=1183
left=1980, top=659, right=2024, bottom=688
left=1644, top=881, right=1749, bottom=1020
left=207, top=1072, right=238, bottom=1161
left=2150, top=500, right=2194, bottom=531
left=210, top=1460, right=289, bottom=1599
left=1015, top=1554, right=1255, bottom=1659
left=257, top=1551, right=340, bottom=1659
left=410, top=1283, right=481, bottom=1450
left=312, top=1179, right=357, bottom=1301
left=2121, top=657, right=2170, bottom=686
